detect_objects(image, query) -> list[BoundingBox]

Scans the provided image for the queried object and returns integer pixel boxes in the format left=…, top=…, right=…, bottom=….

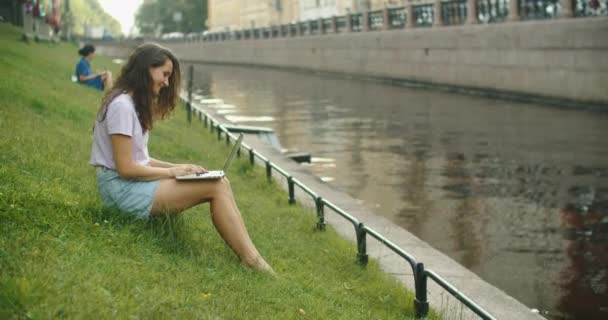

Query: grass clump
left=0, top=23, right=431, bottom=319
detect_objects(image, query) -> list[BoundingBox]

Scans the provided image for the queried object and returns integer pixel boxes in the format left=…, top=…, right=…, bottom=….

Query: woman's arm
left=149, top=158, right=207, bottom=173
left=148, top=158, right=177, bottom=168
left=79, top=73, right=101, bottom=82
left=112, top=135, right=203, bottom=180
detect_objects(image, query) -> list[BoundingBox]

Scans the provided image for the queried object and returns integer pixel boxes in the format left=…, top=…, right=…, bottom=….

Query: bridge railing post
left=362, top=11, right=370, bottom=32
left=346, top=13, right=353, bottom=32
left=561, top=0, right=575, bottom=18
left=466, top=0, right=479, bottom=24
left=331, top=15, right=337, bottom=33
left=509, top=0, right=522, bottom=21
left=434, top=0, right=444, bottom=27
left=382, top=8, right=390, bottom=30
left=407, top=1, right=415, bottom=28
left=318, top=17, right=324, bottom=34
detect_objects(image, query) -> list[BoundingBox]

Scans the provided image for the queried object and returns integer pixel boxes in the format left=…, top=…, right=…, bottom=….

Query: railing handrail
left=425, top=270, right=496, bottom=319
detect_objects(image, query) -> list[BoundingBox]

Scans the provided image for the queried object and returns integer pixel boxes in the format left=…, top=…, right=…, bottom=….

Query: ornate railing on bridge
left=368, top=10, right=385, bottom=30
left=442, top=0, right=468, bottom=25
left=351, top=13, right=364, bottom=32
left=388, top=7, right=408, bottom=29
left=322, top=17, right=334, bottom=34
left=173, top=0, right=607, bottom=44
left=576, top=0, right=607, bottom=16
left=335, top=15, right=348, bottom=32
left=413, top=3, right=436, bottom=27
left=477, top=0, right=510, bottom=23
left=520, top=0, right=562, bottom=20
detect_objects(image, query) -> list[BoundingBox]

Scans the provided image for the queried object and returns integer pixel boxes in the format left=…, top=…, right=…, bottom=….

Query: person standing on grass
left=89, top=43, right=274, bottom=274
left=76, top=44, right=113, bottom=91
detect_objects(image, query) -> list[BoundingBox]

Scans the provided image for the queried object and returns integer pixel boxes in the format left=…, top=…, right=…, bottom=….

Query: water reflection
left=189, top=63, right=608, bottom=320
left=558, top=187, right=608, bottom=319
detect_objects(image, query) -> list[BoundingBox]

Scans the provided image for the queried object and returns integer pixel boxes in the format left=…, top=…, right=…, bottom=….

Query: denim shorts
left=95, top=167, right=160, bottom=219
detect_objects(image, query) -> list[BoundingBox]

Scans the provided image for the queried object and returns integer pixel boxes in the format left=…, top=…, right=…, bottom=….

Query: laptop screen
left=223, top=133, right=244, bottom=172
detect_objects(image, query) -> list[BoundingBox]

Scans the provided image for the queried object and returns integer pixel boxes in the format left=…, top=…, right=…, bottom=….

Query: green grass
left=0, top=23, right=434, bottom=319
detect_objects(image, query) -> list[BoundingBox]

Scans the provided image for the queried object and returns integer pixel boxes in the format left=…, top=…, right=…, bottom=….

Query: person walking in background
left=90, top=43, right=274, bottom=274
left=76, top=44, right=113, bottom=91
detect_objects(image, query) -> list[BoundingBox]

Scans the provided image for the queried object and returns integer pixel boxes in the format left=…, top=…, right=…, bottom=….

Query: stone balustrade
left=173, top=0, right=607, bottom=44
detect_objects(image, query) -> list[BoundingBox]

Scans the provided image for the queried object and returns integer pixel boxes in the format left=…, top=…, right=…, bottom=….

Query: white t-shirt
left=90, top=94, right=150, bottom=169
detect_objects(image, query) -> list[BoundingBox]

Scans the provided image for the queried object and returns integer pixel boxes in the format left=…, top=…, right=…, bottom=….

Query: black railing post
left=187, top=65, right=193, bottom=124
left=217, top=127, right=222, bottom=140
left=287, top=176, right=295, bottom=204
left=204, top=114, right=208, bottom=128
left=265, top=160, right=272, bottom=180
left=225, top=132, right=230, bottom=145
left=315, top=197, right=326, bottom=230
left=249, top=149, right=255, bottom=165
left=356, top=223, right=369, bottom=266
left=414, top=263, right=429, bottom=318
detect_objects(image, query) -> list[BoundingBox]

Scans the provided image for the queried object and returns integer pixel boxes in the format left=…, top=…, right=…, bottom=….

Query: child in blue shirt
left=76, top=44, right=113, bottom=91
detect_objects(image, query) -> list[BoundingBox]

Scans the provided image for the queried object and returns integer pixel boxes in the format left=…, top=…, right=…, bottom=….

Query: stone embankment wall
left=95, top=17, right=608, bottom=107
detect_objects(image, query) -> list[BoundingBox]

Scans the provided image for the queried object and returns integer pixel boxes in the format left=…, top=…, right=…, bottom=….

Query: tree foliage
left=61, top=0, right=122, bottom=37
left=135, top=0, right=207, bottom=35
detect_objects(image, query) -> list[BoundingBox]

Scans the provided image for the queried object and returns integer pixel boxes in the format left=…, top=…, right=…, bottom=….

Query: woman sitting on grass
left=76, top=44, right=113, bottom=91
left=90, top=43, right=274, bottom=274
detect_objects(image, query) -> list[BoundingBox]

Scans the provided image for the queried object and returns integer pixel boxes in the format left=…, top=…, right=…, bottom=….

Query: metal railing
left=413, top=3, right=436, bottom=27
left=181, top=66, right=496, bottom=319
left=351, top=13, right=364, bottom=32
left=520, top=0, right=562, bottom=20
left=575, top=0, right=608, bottom=16
left=368, top=10, right=385, bottom=30
left=477, top=0, right=510, bottom=23
left=442, top=0, right=469, bottom=25
left=322, top=17, right=334, bottom=34
left=388, top=6, right=408, bottom=29
left=188, top=0, right=606, bottom=44
left=300, top=21, right=310, bottom=35
left=335, top=15, right=349, bottom=32
left=310, top=19, right=320, bottom=35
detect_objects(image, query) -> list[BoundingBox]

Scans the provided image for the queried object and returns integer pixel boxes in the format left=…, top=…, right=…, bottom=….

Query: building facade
left=208, top=0, right=300, bottom=31
left=208, top=0, right=405, bottom=31
left=208, top=0, right=240, bottom=32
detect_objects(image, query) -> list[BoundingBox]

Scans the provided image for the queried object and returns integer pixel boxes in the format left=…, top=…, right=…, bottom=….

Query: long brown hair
left=96, top=43, right=181, bottom=132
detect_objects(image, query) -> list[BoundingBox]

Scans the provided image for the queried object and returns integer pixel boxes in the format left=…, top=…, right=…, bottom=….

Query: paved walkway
left=188, top=99, right=544, bottom=320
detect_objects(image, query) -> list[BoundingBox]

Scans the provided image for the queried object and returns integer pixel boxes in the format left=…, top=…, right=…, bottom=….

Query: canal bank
left=179, top=62, right=608, bottom=320
left=185, top=97, right=544, bottom=320
left=165, top=16, right=608, bottom=110
left=92, top=16, right=608, bottom=111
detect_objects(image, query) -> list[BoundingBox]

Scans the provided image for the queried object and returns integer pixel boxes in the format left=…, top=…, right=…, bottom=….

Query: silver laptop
left=176, top=133, right=244, bottom=180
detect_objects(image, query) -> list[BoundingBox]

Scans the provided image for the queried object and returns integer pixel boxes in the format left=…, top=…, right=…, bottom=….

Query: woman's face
left=149, top=59, right=173, bottom=96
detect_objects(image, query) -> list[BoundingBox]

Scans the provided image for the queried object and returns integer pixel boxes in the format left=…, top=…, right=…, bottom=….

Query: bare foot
left=242, top=256, right=276, bottom=275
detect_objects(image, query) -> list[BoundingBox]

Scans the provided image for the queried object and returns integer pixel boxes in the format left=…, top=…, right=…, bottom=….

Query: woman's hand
left=168, top=164, right=208, bottom=177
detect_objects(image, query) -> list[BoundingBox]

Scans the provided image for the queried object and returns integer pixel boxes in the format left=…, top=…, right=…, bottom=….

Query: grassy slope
left=0, top=24, right=430, bottom=319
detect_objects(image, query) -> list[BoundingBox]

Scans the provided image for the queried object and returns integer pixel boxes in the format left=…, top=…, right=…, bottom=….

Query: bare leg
left=103, top=72, right=113, bottom=90
left=150, top=178, right=273, bottom=273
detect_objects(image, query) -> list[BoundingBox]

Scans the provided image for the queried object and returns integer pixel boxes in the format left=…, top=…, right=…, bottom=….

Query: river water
left=189, top=63, right=608, bottom=320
